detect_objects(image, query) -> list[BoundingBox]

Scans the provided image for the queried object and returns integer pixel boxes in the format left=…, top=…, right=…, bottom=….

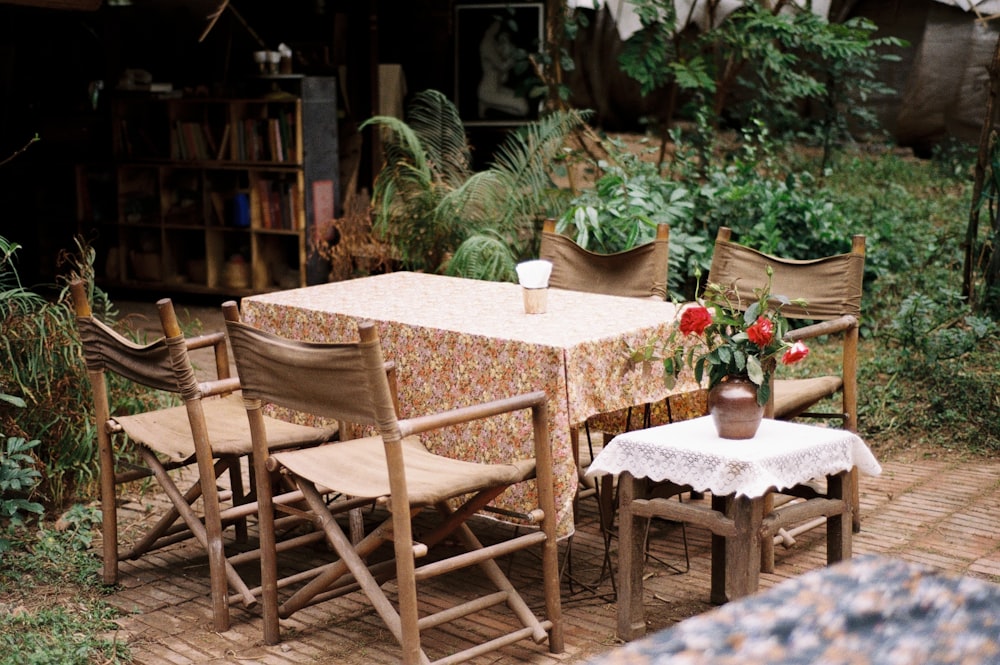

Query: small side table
left=587, top=416, right=882, bottom=642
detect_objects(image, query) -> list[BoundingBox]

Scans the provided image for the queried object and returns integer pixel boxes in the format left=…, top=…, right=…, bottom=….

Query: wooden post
left=963, top=31, right=1000, bottom=305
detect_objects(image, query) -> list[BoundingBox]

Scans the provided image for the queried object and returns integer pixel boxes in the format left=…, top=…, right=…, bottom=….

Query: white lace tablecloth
left=587, top=416, right=882, bottom=498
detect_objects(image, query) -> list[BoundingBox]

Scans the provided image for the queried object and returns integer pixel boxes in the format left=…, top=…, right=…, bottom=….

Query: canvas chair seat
left=273, top=435, right=535, bottom=507
left=115, top=393, right=335, bottom=460
left=773, top=376, right=843, bottom=420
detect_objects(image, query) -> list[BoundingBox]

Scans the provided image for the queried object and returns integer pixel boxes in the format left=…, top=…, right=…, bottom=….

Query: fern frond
left=361, top=115, right=430, bottom=178
left=490, top=109, right=588, bottom=217
left=445, top=231, right=519, bottom=283
left=405, top=90, right=473, bottom=187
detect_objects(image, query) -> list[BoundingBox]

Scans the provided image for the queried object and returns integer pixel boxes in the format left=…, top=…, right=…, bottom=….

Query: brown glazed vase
left=707, top=376, right=764, bottom=439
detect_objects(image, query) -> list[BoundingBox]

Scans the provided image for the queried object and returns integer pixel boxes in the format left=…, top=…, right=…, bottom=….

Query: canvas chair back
left=224, top=318, right=398, bottom=438
left=76, top=314, right=179, bottom=392
left=539, top=218, right=670, bottom=299
left=708, top=228, right=865, bottom=321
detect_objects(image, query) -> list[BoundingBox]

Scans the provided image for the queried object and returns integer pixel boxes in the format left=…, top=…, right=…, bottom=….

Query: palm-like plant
left=362, top=89, right=585, bottom=281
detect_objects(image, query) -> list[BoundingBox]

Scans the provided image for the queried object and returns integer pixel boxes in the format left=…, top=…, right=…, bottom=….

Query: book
left=201, top=121, right=218, bottom=158
left=256, top=178, right=274, bottom=228
left=209, top=191, right=226, bottom=225
left=216, top=123, right=231, bottom=161
left=268, top=118, right=283, bottom=162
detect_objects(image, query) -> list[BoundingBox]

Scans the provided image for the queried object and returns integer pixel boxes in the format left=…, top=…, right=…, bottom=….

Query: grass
left=0, top=516, right=129, bottom=665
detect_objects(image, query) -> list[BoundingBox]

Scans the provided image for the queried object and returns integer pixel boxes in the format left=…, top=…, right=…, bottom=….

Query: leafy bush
left=613, top=0, right=905, bottom=167
left=0, top=238, right=101, bottom=510
left=1, top=423, right=45, bottom=552
left=0, top=236, right=167, bottom=512
left=885, top=292, right=997, bottom=368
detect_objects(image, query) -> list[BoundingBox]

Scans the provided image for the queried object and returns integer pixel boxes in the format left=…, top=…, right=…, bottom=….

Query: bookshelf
left=80, top=76, right=339, bottom=295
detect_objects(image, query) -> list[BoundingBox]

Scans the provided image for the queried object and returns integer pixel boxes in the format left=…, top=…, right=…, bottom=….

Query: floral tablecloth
left=587, top=554, right=1000, bottom=664
left=241, top=271, right=701, bottom=537
left=588, top=416, right=882, bottom=498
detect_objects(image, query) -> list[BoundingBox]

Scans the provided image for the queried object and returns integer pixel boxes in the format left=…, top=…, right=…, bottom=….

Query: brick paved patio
left=101, top=452, right=1000, bottom=664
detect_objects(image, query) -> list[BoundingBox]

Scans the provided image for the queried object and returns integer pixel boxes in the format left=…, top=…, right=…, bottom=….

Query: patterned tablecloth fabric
left=241, top=272, right=702, bottom=537
left=587, top=416, right=883, bottom=498
left=587, top=554, right=1000, bottom=664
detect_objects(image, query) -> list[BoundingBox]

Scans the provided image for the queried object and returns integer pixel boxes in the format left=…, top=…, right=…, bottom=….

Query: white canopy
left=566, top=0, right=832, bottom=40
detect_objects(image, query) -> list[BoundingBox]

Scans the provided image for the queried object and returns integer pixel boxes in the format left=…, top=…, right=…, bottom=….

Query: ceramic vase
left=707, top=376, right=764, bottom=439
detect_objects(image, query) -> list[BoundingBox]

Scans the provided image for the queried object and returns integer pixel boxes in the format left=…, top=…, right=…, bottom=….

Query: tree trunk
left=964, top=30, right=1000, bottom=311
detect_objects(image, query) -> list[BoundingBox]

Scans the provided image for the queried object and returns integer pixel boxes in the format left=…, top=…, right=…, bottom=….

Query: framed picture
left=454, top=2, right=544, bottom=126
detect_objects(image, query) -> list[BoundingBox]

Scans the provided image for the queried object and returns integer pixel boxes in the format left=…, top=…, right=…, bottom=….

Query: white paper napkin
left=516, top=260, right=552, bottom=289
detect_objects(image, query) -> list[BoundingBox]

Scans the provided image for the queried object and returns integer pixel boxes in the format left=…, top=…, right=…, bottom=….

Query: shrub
left=0, top=426, right=44, bottom=553
left=0, top=236, right=166, bottom=512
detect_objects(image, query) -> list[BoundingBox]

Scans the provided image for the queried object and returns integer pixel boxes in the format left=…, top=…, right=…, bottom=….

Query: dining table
left=240, top=271, right=703, bottom=538
left=587, top=415, right=882, bottom=640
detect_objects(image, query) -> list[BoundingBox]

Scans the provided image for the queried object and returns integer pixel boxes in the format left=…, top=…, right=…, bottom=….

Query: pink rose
left=680, top=305, right=712, bottom=336
left=746, top=316, right=774, bottom=347
left=781, top=341, right=809, bottom=365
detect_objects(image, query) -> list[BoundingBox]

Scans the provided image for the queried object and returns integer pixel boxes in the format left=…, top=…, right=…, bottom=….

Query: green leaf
left=0, top=393, right=26, bottom=408
left=746, top=355, right=763, bottom=385
left=756, top=381, right=771, bottom=407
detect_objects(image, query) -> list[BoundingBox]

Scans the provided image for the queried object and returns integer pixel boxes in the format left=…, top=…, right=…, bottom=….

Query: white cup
left=522, top=287, right=548, bottom=314
left=516, top=259, right=552, bottom=314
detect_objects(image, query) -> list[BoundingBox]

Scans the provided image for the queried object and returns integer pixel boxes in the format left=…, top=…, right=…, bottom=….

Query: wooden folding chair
left=707, top=226, right=866, bottom=564
left=70, top=280, right=336, bottom=632
left=539, top=219, right=686, bottom=587
left=222, top=302, right=563, bottom=664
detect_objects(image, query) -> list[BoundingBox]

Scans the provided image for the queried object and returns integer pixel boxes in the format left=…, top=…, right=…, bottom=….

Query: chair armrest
left=185, top=331, right=227, bottom=350
left=398, top=390, right=547, bottom=438
left=199, top=376, right=241, bottom=398
left=784, top=315, right=857, bottom=343
left=185, top=331, right=233, bottom=380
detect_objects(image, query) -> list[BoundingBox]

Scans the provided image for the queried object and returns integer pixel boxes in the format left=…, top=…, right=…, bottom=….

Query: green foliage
left=557, top=137, right=694, bottom=253
left=0, top=603, right=124, bottom=665
left=1, top=239, right=100, bottom=510
left=612, top=0, right=905, bottom=166
left=0, top=236, right=167, bottom=512
left=0, top=432, right=45, bottom=551
left=363, top=89, right=586, bottom=280
left=968, top=130, right=1000, bottom=315
left=885, top=292, right=997, bottom=369
left=0, top=518, right=127, bottom=665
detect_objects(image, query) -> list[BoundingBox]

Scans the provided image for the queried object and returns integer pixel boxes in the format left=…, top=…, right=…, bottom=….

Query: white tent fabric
left=566, top=0, right=831, bottom=41
left=932, top=0, right=1000, bottom=13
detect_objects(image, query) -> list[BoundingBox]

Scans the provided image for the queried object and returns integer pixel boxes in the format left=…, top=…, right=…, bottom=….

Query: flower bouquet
left=632, top=266, right=810, bottom=408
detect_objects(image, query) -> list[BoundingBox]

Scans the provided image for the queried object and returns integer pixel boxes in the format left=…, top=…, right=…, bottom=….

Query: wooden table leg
left=726, top=495, right=763, bottom=600
left=616, top=471, right=648, bottom=641
left=827, top=470, right=853, bottom=564
left=760, top=492, right=775, bottom=573
left=710, top=494, right=728, bottom=605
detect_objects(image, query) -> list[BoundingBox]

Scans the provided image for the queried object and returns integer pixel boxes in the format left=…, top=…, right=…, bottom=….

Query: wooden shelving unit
left=78, top=76, right=339, bottom=296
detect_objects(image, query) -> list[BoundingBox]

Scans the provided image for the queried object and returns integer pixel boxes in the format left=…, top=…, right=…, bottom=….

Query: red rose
left=746, top=316, right=774, bottom=347
left=781, top=341, right=810, bottom=365
left=680, top=305, right=712, bottom=336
